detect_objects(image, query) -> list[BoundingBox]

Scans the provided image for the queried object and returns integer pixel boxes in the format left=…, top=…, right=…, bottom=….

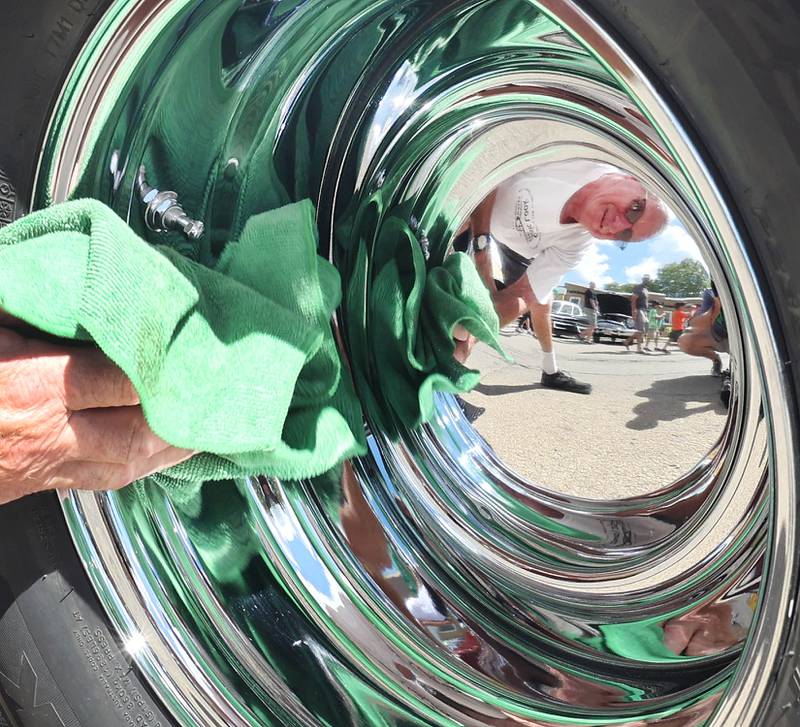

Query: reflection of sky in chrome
left=360, top=60, right=420, bottom=186
left=571, top=218, right=706, bottom=288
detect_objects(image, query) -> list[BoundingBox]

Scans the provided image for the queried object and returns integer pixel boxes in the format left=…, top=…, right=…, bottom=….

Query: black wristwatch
left=473, top=233, right=492, bottom=252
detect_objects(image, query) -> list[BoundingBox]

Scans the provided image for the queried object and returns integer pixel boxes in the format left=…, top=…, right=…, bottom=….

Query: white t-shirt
left=489, top=160, right=616, bottom=303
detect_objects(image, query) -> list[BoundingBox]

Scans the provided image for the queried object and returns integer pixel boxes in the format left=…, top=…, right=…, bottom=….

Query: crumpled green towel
left=367, top=216, right=508, bottom=436
left=0, top=198, right=365, bottom=501
left=581, top=620, right=688, bottom=663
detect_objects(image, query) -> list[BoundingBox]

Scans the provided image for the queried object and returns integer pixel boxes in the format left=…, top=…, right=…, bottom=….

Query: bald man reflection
left=455, top=160, right=667, bottom=394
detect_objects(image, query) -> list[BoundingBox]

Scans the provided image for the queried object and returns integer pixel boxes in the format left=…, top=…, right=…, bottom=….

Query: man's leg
left=491, top=278, right=530, bottom=326
left=491, top=276, right=590, bottom=392
left=580, top=313, right=595, bottom=342
left=529, top=299, right=555, bottom=364
left=660, top=331, right=677, bottom=352
left=678, top=330, right=723, bottom=374
left=527, top=296, right=592, bottom=394
left=625, top=330, right=643, bottom=352
left=625, top=312, right=641, bottom=351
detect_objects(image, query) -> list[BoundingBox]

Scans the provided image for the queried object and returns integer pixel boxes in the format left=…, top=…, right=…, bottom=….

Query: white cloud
left=622, top=223, right=708, bottom=283
left=647, top=223, right=706, bottom=265
left=573, top=243, right=613, bottom=286
left=625, top=256, right=660, bottom=282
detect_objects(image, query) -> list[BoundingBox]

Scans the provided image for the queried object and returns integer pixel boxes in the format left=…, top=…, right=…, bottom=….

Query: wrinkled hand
left=662, top=603, right=746, bottom=657
left=0, top=324, right=194, bottom=505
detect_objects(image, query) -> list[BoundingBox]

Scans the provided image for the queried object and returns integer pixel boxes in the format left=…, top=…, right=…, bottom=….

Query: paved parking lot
left=460, top=327, right=729, bottom=500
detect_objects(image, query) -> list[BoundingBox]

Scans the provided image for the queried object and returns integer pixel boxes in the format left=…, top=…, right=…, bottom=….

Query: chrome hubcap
left=38, top=0, right=796, bottom=724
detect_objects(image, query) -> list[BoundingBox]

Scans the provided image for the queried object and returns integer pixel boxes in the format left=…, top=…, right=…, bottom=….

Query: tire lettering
left=45, top=16, right=75, bottom=58
left=0, top=170, right=17, bottom=228
left=72, top=623, right=161, bottom=725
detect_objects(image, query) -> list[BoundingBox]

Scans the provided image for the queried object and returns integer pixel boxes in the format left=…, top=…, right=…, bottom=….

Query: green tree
left=655, top=259, right=709, bottom=298
left=605, top=282, right=636, bottom=294
left=605, top=278, right=664, bottom=294
left=603, top=260, right=707, bottom=298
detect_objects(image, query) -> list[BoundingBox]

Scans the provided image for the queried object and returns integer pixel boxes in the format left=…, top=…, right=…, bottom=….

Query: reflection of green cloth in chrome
left=583, top=620, right=687, bottom=663
left=369, top=216, right=506, bottom=435
left=0, top=199, right=365, bottom=501
left=131, top=478, right=258, bottom=589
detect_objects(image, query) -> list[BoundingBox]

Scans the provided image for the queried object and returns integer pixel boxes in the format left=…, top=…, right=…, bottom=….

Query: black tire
left=571, top=3, right=800, bottom=716
left=1, top=1, right=799, bottom=725
left=0, top=3, right=174, bottom=726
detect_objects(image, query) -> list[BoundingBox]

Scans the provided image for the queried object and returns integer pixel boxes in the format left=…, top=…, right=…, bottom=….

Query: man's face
left=574, top=174, right=665, bottom=242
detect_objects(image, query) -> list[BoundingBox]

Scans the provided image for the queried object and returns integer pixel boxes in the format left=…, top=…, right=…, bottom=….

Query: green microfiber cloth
left=582, top=620, right=688, bottom=663
left=367, top=216, right=508, bottom=437
left=0, top=198, right=366, bottom=501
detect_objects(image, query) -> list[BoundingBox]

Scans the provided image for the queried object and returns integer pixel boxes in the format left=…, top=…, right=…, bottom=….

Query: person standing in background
left=659, top=302, right=689, bottom=353
left=624, top=274, right=650, bottom=353
left=580, top=282, right=600, bottom=344
left=644, top=302, right=665, bottom=351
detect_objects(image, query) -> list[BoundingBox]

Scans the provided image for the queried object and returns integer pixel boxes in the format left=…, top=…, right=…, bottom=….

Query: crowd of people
left=573, top=273, right=731, bottom=406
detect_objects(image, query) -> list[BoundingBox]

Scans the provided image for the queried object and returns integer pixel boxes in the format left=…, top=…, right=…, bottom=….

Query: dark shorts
left=452, top=229, right=470, bottom=253
left=452, top=233, right=531, bottom=289
left=711, top=314, right=729, bottom=352
left=669, top=329, right=683, bottom=342
left=494, top=241, right=533, bottom=288
left=712, top=314, right=727, bottom=342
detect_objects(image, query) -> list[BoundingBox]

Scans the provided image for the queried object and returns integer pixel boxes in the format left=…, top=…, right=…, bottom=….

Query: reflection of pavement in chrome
left=460, top=329, right=729, bottom=499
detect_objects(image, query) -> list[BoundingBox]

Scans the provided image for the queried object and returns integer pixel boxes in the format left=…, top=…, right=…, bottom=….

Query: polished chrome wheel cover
left=37, top=0, right=796, bottom=724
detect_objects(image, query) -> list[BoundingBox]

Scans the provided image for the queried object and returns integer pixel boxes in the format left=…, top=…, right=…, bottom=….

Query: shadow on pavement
left=474, top=382, right=542, bottom=396
left=627, top=374, right=727, bottom=431
left=567, top=350, right=625, bottom=355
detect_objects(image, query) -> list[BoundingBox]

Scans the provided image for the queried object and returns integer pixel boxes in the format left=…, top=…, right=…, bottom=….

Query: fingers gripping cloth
left=0, top=199, right=366, bottom=501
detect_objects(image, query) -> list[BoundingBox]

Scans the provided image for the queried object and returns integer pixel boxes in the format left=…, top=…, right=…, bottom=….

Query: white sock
left=541, top=350, right=558, bottom=375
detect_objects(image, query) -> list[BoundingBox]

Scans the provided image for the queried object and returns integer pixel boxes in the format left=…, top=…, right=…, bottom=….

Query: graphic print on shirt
left=513, top=187, right=540, bottom=244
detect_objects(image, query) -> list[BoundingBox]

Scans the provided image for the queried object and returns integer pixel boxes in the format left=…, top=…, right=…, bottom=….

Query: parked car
left=550, top=300, right=589, bottom=337
left=593, top=313, right=636, bottom=343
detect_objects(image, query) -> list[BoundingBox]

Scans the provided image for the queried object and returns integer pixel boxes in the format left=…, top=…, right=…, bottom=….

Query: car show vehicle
left=550, top=299, right=589, bottom=338
left=594, top=312, right=636, bottom=343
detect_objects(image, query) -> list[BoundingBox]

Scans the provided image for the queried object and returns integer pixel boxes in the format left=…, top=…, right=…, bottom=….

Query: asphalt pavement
left=459, top=326, right=730, bottom=500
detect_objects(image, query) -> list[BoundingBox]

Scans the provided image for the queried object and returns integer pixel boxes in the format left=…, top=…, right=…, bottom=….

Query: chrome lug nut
left=135, top=166, right=205, bottom=240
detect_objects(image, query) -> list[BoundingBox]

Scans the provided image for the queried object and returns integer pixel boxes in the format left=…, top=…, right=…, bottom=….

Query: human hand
left=452, top=324, right=477, bottom=363
left=0, top=324, right=194, bottom=505
left=662, top=602, right=746, bottom=656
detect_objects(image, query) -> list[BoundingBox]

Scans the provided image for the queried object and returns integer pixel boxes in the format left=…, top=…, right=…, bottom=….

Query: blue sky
left=569, top=218, right=705, bottom=289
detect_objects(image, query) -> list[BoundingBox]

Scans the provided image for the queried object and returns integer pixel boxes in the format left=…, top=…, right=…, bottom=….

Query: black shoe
left=720, top=370, right=732, bottom=408
left=541, top=370, right=592, bottom=394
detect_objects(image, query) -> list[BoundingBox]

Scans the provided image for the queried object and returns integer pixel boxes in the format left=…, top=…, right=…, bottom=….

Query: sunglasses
left=615, top=197, right=647, bottom=242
